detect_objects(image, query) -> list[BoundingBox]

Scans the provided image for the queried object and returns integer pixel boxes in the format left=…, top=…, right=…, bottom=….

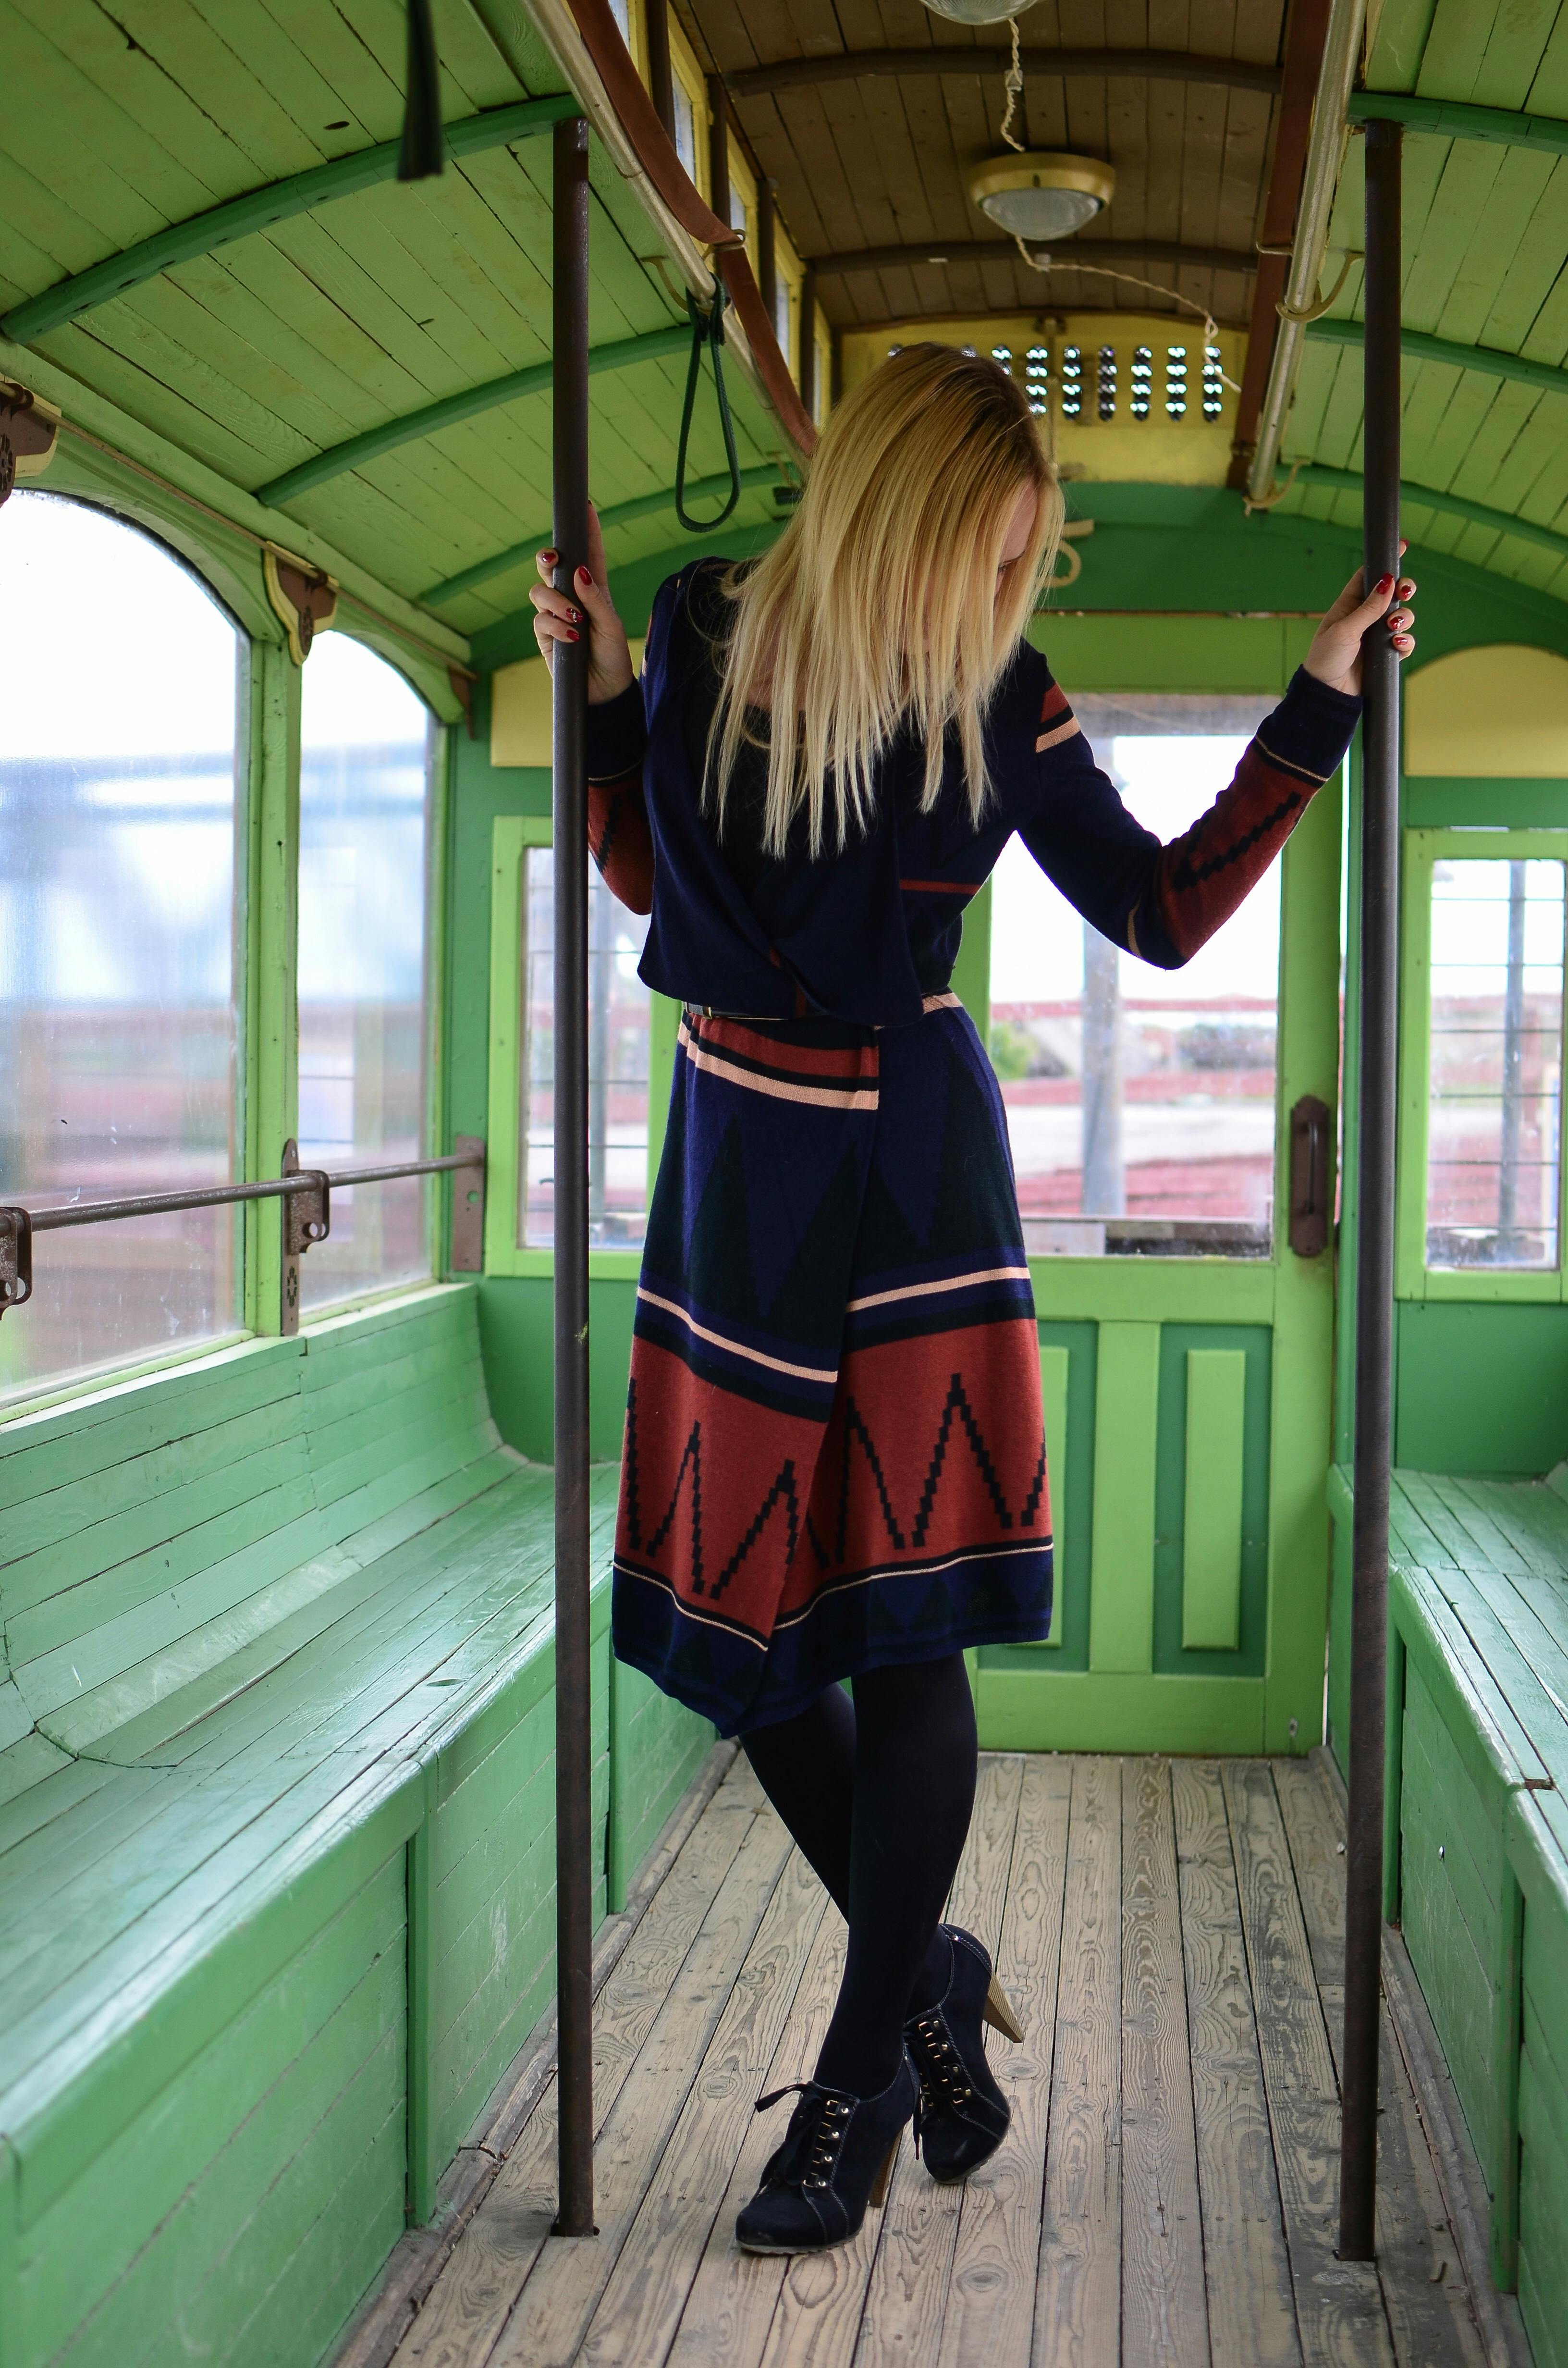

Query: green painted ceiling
left=1281, top=0, right=1568, bottom=604
left=0, top=0, right=789, bottom=651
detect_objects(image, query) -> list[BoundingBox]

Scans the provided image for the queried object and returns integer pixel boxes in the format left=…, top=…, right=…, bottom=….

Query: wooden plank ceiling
left=0, top=0, right=785, bottom=643
left=1282, top=0, right=1568, bottom=603
left=684, top=0, right=1283, bottom=336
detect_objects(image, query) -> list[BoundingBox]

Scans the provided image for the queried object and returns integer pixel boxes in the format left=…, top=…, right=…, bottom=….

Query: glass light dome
left=919, top=0, right=1033, bottom=18
left=967, top=153, right=1116, bottom=241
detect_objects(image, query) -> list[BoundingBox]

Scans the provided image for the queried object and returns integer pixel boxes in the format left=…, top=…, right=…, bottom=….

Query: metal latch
left=0, top=1206, right=32, bottom=1318
left=280, top=1138, right=331, bottom=1335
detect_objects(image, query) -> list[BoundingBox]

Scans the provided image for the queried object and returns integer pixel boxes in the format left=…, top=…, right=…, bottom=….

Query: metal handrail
left=0, top=1141, right=486, bottom=1326
left=10, top=1148, right=480, bottom=1233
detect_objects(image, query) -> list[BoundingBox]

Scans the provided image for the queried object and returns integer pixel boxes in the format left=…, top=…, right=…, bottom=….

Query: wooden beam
left=812, top=236, right=1254, bottom=277
left=1346, top=88, right=1568, bottom=155
left=419, top=463, right=781, bottom=605
left=0, top=95, right=580, bottom=345
left=1307, top=314, right=1568, bottom=401
left=1296, top=461, right=1568, bottom=565
left=643, top=0, right=675, bottom=141
left=255, top=322, right=691, bottom=509
left=726, top=46, right=1282, bottom=100
left=1226, top=0, right=1333, bottom=491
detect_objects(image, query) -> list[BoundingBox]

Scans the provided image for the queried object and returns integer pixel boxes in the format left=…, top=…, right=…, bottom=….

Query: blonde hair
left=707, top=343, right=1061, bottom=859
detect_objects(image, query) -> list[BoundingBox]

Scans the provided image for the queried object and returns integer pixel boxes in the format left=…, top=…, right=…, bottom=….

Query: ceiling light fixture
left=967, top=152, right=1115, bottom=241
left=918, top=0, right=1034, bottom=20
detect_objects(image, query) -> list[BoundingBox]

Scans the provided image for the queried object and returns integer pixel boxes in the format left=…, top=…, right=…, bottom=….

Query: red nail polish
left=1375, top=573, right=1395, bottom=593
left=577, top=567, right=592, bottom=586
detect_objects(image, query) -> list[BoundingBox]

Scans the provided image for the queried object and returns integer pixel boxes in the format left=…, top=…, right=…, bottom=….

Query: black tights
left=741, top=1654, right=978, bottom=2095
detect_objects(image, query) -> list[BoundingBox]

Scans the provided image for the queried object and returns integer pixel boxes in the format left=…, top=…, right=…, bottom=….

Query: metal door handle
left=1287, top=1094, right=1332, bottom=1257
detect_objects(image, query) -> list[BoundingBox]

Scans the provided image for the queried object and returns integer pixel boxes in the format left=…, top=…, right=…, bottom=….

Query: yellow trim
left=667, top=14, right=710, bottom=204
left=1406, top=644, right=1568, bottom=777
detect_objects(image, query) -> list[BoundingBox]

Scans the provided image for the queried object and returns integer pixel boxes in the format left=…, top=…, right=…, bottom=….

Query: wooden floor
left=388, top=1752, right=1494, bottom=2368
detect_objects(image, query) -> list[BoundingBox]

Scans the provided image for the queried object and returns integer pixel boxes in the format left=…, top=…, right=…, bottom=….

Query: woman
left=531, top=344, right=1415, bottom=2257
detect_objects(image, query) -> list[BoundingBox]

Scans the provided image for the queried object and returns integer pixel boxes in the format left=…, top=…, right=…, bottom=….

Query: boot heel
left=982, top=1971, right=1025, bottom=2044
left=869, top=2134, right=900, bottom=2208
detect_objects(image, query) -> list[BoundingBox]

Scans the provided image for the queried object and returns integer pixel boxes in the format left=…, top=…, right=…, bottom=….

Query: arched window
left=0, top=493, right=241, bottom=1401
left=297, top=633, right=433, bottom=1308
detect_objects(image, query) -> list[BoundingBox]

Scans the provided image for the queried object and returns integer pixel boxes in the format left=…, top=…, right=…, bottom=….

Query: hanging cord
left=1241, top=457, right=1305, bottom=515
left=1000, top=17, right=1027, bottom=152
left=675, top=281, right=743, bottom=531
left=1011, top=235, right=1245, bottom=394
left=398, top=0, right=445, bottom=181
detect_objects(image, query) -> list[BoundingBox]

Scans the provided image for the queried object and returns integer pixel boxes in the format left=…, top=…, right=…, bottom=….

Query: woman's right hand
left=528, top=502, right=637, bottom=705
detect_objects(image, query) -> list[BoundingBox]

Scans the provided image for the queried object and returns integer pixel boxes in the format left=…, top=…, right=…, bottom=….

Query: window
left=296, top=636, right=432, bottom=1308
left=0, top=493, right=241, bottom=1402
left=988, top=695, right=1279, bottom=1256
left=672, top=76, right=698, bottom=178
left=520, top=848, right=652, bottom=1250
left=1425, top=858, right=1564, bottom=1270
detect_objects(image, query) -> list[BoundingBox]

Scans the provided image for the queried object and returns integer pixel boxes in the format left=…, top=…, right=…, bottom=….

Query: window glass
left=520, top=848, right=652, bottom=1250
left=989, top=694, right=1279, bottom=1256
left=0, top=493, right=240, bottom=1403
left=297, top=636, right=431, bottom=1308
left=775, top=278, right=792, bottom=363
left=1426, top=857, right=1564, bottom=1269
left=672, top=78, right=698, bottom=178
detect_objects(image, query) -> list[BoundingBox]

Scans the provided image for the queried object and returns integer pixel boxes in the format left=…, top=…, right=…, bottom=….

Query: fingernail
left=567, top=628, right=580, bottom=641
left=577, top=567, right=592, bottom=586
left=542, top=548, right=558, bottom=562
left=568, top=607, right=581, bottom=624
left=1376, top=573, right=1395, bottom=593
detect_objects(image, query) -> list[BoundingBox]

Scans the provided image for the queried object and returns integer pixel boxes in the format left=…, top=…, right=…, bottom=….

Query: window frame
left=483, top=812, right=675, bottom=1279
left=1396, top=825, right=1568, bottom=1304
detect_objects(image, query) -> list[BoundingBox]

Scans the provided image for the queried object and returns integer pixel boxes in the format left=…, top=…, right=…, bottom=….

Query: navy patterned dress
left=584, top=562, right=1360, bottom=1735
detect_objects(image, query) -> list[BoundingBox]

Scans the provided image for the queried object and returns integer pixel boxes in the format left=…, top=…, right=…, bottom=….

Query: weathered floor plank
left=1223, top=1761, right=1397, bottom=2368
left=1033, top=1751, right=1123, bottom=2368
left=372, top=1752, right=1506, bottom=2368
left=1170, top=1761, right=1301, bottom=2368
left=1119, top=1758, right=1209, bottom=2368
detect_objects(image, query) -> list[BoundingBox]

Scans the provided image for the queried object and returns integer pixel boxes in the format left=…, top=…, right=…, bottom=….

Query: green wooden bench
left=1349, top=1459, right=1568, bottom=2368
left=0, top=1283, right=706, bottom=2368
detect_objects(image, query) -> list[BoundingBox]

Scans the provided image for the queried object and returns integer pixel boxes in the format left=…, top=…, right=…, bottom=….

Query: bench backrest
left=0, top=1285, right=505, bottom=1759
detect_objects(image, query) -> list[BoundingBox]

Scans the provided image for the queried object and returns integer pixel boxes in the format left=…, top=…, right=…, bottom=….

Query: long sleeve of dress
left=584, top=678, right=654, bottom=915
left=1016, top=664, right=1361, bottom=968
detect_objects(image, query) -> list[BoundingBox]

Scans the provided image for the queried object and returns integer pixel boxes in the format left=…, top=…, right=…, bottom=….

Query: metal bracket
left=279, top=1138, right=331, bottom=1336
left=450, top=1136, right=486, bottom=1272
left=0, top=1207, right=33, bottom=1317
left=1288, top=1093, right=1332, bottom=1257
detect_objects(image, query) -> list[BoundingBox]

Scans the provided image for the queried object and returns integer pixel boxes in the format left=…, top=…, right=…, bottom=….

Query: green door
left=970, top=617, right=1343, bottom=1756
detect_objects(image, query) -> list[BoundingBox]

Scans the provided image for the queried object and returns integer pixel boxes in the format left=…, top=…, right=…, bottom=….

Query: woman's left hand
left=1303, top=548, right=1417, bottom=696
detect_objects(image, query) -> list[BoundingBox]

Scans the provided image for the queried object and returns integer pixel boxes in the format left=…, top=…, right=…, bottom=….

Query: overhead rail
left=545, top=0, right=816, bottom=456
left=1306, top=314, right=1568, bottom=402
left=0, top=97, right=579, bottom=346
left=1225, top=0, right=1335, bottom=491
left=1245, top=0, right=1365, bottom=506
left=810, top=236, right=1256, bottom=278
left=1295, top=460, right=1568, bottom=566
left=1347, top=87, right=1568, bottom=157
left=255, top=323, right=691, bottom=508
left=725, top=46, right=1284, bottom=99
left=0, top=1144, right=486, bottom=1339
left=421, top=462, right=781, bottom=606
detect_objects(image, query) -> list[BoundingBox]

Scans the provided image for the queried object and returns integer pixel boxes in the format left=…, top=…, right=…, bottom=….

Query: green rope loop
left=674, top=282, right=742, bottom=532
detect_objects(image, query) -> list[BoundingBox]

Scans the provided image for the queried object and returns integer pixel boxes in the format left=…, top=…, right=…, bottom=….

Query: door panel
left=976, top=619, right=1342, bottom=1755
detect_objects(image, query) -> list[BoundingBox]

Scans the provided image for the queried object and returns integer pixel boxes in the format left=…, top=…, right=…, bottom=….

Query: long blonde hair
left=707, top=343, right=1061, bottom=858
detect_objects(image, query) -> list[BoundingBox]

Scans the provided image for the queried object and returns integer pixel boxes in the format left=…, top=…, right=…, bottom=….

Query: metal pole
left=551, top=109, right=595, bottom=2242
left=1339, top=111, right=1402, bottom=2265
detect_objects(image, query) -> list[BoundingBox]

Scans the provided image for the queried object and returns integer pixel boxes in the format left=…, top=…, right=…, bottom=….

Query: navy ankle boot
left=905, top=1924, right=1023, bottom=2183
left=735, top=2056, right=919, bottom=2254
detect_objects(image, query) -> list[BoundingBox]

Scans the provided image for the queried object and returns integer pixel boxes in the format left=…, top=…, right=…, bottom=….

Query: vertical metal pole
left=1340, top=112, right=1402, bottom=2265
left=551, top=110, right=595, bottom=2242
left=799, top=268, right=817, bottom=422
